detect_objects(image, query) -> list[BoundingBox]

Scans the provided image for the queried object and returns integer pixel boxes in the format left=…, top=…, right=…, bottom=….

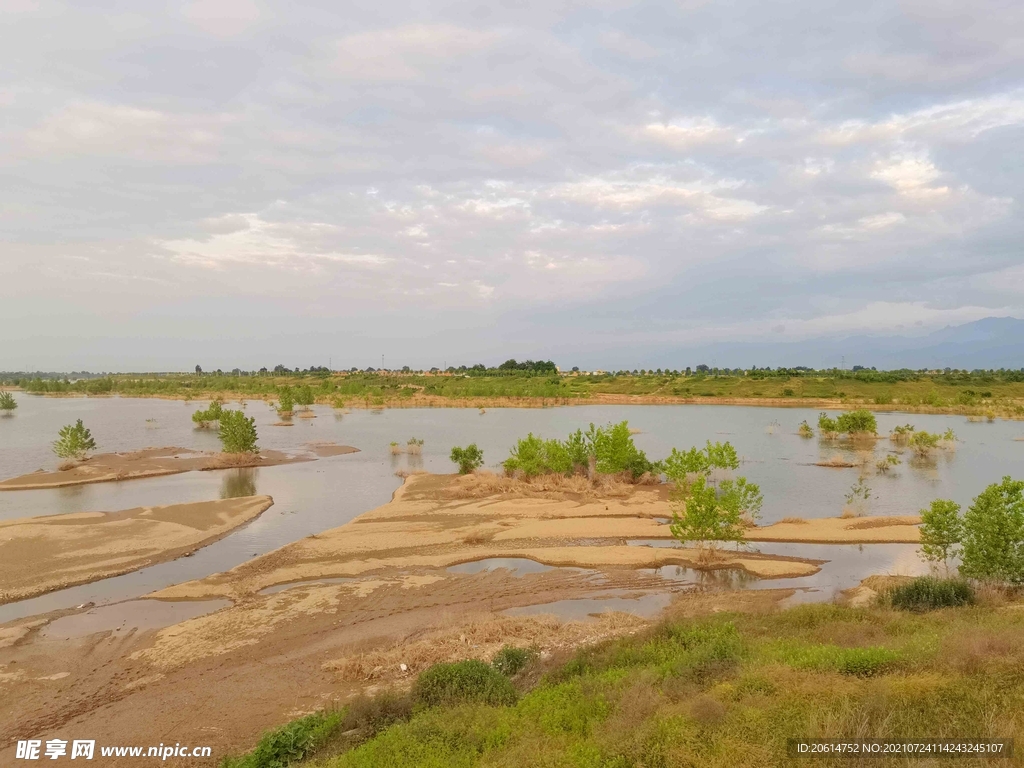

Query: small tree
left=53, top=419, right=97, bottom=460
left=278, top=386, right=295, bottom=416
left=960, top=476, right=1024, bottom=584
left=450, top=444, right=484, bottom=474
left=669, top=475, right=763, bottom=550
left=919, top=499, right=963, bottom=570
left=219, top=410, right=259, bottom=454
left=0, top=391, right=16, bottom=413
left=835, top=409, right=877, bottom=435
left=797, top=420, right=813, bottom=438
left=191, top=400, right=224, bottom=428
left=296, top=385, right=314, bottom=410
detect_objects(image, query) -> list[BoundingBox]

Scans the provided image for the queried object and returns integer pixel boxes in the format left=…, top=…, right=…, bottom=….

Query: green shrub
left=222, top=710, right=342, bottom=768
left=277, top=387, right=295, bottom=414
left=219, top=410, right=259, bottom=454
left=413, top=660, right=517, bottom=707
left=503, top=433, right=574, bottom=477
left=0, top=391, right=16, bottom=412
left=835, top=409, right=877, bottom=434
left=587, top=421, right=656, bottom=479
left=797, top=420, right=813, bottom=438
left=295, top=385, right=314, bottom=409
left=492, top=646, right=534, bottom=677
left=960, top=476, right=1024, bottom=584
left=192, top=400, right=224, bottom=427
left=669, top=475, right=762, bottom=546
left=53, top=419, right=97, bottom=460
left=886, top=577, right=974, bottom=612
left=662, top=440, right=739, bottom=484
left=817, top=412, right=839, bottom=435
left=450, top=444, right=484, bottom=474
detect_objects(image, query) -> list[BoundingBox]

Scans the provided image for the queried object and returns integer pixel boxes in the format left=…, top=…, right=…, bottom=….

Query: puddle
left=448, top=558, right=562, bottom=577
left=258, top=577, right=355, bottom=595
left=504, top=592, right=673, bottom=621
left=41, top=599, right=230, bottom=640
left=626, top=539, right=927, bottom=603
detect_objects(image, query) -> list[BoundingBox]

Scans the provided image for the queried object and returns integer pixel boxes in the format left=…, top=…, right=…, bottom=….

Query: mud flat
left=0, top=444, right=357, bottom=491
left=0, top=496, right=274, bottom=604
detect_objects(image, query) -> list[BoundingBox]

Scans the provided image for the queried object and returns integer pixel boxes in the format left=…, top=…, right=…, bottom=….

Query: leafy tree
left=53, top=419, right=97, bottom=460
left=835, top=409, right=877, bottom=434
left=960, top=476, right=1024, bottom=583
left=0, top=391, right=16, bottom=412
left=195, top=365, right=202, bottom=374
left=219, top=410, right=259, bottom=454
left=450, top=444, right=484, bottom=474
left=919, top=499, right=963, bottom=568
left=662, top=440, right=739, bottom=488
left=669, top=475, right=762, bottom=547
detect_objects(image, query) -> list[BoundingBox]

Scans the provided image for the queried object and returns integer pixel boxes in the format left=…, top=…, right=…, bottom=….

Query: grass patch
left=223, top=710, right=342, bottom=768
left=281, top=604, right=1024, bottom=767
left=884, top=576, right=975, bottom=612
left=413, top=660, right=518, bottom=708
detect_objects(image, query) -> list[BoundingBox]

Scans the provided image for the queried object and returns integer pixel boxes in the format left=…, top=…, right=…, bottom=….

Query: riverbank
left=0, top=496, right=274, bottom=604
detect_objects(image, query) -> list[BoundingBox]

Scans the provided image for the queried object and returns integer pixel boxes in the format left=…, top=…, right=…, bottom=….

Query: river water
left=1, top=395, right=1022, bottom=621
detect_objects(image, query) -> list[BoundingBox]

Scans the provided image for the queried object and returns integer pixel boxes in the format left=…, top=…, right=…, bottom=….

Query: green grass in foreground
left=227, top=584, right=1024, bottom=768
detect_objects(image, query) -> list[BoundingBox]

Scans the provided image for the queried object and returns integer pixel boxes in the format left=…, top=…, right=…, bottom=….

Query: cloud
left=2, top=0, right=1023, bottom=369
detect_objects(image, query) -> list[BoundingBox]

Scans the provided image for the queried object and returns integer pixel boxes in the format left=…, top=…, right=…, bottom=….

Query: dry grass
left=406, top=444, right=422, bottom=455
left=815, top=454, right=857, bottom=468
left=462, top=530, right=496, bottom=545
left=389, top=444, right=404, bottom=455
left=324, top=613, right=647, bottom=682
left=394, top=469, right=428, bottom=479
left=844, top=516, right=920, bottom=530
left=57, top=461, right=78, bottom=472
left=778, top=517, right=808, bottom=525
left=840, top=507, right=860, bottom=519
left=444, top=471, right=636, bottom=501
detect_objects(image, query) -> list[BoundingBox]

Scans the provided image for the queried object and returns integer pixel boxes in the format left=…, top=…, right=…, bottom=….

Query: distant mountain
left=659, top=317, right=1024, bottom=370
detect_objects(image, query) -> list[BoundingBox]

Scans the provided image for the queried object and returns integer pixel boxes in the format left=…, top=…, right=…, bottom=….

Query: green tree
left=669, top=475, right=763, bottom=547
left=919, top=499, right=963, bottom=568
left=835, top=409, right=877, bottom=435
left=0, top=391, right=16, bottom=413
left=960, top=476, right=1024, bottom=583
left=53, top=419, right=97, bottom=460
left=191, top=400, right=224, bottom=428
left=662, top=440, right=739, bottom=489
left=585, top=421, right=656, bottom=479
left=278, top=386, right=295, bottom=415
left=450, top=444, right=484, bottom=474
left=296, top=385, right=314, bottom=410
left=219, top=410, right=259, bottom=454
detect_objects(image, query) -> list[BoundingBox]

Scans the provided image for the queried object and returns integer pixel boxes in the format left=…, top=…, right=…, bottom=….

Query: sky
left=1, top=0, right=1023, bottom=371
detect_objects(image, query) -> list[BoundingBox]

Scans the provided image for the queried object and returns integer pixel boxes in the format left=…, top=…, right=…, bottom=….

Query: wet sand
left=0, top=444, right=357, bottom=491
left=0, top=496, right=274, bottom=604
left=0, top=473, right=923, bottom=764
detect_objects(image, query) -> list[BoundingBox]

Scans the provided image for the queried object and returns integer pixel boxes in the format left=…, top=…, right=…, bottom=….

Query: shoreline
left=7, top=389, right=1024, bottom=418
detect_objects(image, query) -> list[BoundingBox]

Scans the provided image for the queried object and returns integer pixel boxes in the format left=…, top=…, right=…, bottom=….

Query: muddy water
left=1, top=396, right=1021, bottom=621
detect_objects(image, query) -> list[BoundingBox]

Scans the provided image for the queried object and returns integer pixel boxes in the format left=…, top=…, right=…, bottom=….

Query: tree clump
left=818, top=409, right=877, bottom=438
left=0, top=391, right=17, bottom=413
left=191, top=399, right=224, bottom=428
left=53, top=419, right=97, bottom=460
left=450, top=444, right=484, bottom=474
left=917, top=477, right=1024, bottom=584
left=502, top=421, right=656, bottom=481
left=219, top=410, right=259, bottom=454
left=277, top=386, right=295, bottom=417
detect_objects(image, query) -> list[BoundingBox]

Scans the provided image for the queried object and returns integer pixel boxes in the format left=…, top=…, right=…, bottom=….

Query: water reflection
left=220, top=468, right=258, bottom=499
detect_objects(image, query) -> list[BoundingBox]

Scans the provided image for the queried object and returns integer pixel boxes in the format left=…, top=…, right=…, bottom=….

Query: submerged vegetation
left=222, top=599, right=1024, bottom=768
left=817, top=408, right=878, bottom=437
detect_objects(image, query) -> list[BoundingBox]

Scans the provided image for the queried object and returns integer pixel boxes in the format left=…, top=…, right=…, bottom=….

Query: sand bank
left=0, top=443, right=357, bottom=491
left=0, top=496, right=273, bottom=603
left=152, top=472, right=904, bottom=603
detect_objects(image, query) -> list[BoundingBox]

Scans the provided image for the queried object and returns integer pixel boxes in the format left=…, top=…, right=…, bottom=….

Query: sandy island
left=0, top=443, right=359, bottom=491
left=0, top=496, right=274, bottom=604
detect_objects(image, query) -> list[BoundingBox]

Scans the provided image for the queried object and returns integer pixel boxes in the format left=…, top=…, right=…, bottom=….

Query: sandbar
left=0, top=495, right=273, bottom=603
left=0, top=444, right=358, bottom=491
